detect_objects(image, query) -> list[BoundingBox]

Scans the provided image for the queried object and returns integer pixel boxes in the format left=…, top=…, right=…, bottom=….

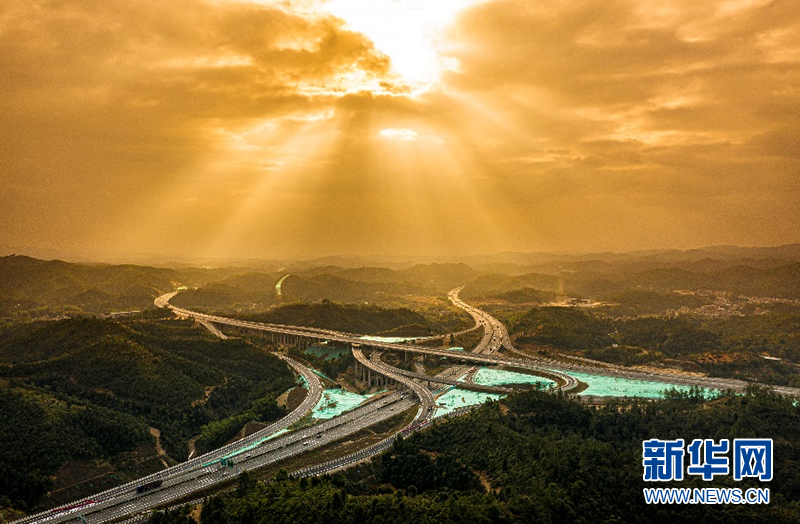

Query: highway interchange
left=16, top=287, right=800, bottom=524
left=19, top=287, right=509, bottom=524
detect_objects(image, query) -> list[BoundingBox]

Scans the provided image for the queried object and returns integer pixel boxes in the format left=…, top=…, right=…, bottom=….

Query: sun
left=323, top=0, right=480, bottom=89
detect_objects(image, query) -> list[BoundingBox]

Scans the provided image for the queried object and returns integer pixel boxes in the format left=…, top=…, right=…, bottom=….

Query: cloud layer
left=1, top=0, right=798, bottom=260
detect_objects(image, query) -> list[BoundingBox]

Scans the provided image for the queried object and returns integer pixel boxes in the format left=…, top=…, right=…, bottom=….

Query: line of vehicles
left=135, top=481, right=163, bottom=494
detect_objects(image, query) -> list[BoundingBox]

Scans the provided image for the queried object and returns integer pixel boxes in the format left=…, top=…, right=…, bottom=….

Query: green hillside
left=0, top=256, right=178, bottom=321
left=511, top=307, right=614, bottom=351
left=0, top=385, right=150, bottom=512
left=0, top=256, right=261, bottom=325
left=160, top=387, right=800, bottom=524
left=0, top=317, right=295, bottom=513
left=242, top=301, right=439, bottom=336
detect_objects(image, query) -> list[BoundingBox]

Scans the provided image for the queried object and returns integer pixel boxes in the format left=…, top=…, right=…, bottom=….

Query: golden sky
left=1, top=0, right=799, bottom=261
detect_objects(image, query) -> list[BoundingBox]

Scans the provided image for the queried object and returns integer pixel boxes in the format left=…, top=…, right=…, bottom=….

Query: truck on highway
left=135, top=480, right=163, bottom=494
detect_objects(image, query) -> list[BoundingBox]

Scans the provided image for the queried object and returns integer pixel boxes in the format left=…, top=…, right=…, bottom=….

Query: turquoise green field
left=311, top=388, right=380, bottom=419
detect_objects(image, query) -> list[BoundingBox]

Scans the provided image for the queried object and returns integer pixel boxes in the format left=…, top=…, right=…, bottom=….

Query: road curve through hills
left=359, top=348, right=436, bottom=424
left=13, top=355, right=323, bottom=524
left=369, top=358, right=515, bottom=393
left=293, top=292, right=517, bottom=479
left=8, top=290, right=573, bottom=524
left=20, top=287, right=800, bottom=524
left=158, top=292, right=579, bottom=392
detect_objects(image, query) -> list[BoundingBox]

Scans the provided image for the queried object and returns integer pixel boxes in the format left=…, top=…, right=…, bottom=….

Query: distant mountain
left=4, top=247, right=800, bottom=322
left=334, top=267, right=405, bottom=284
left=700, top=244, right=800, bottom=258
left=462, top=244, right=800, bottom=275
left=709, top=263, right=800, bottom=298
left=0, top=256, right=178, bottom=318
left=460, top=274, right=533, bottom=299
left=625, top=263, right=800, bottom=298
left=0, top=256, right=257, bottom=321
left=398, top=263, right=480, bottom=292
left=292, top=263, right=481, bottom=293
left=460, top=273, right=559, bottom=299
left=494, top=288, right=557, bottom=304
left=280, top=273, right=428, bottom=303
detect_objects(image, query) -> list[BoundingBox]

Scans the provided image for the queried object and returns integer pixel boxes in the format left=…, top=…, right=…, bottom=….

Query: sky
left=1, top=0, right=799, bottom=262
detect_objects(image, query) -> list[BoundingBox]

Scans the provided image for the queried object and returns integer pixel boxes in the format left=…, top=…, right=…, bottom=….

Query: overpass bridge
left=160, top=299, right=579, bottom=391
left=352, top=348, right=435, bottom=426
left=355, top=350, right=516, bottom=394
left=163, top=292, right=800, bottom=398
left=23, top=287, right=800, bottom=524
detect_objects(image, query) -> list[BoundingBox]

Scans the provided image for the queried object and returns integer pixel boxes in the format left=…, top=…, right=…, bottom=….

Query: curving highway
left=358, top=348, right=436, bottom=424
left=18, top=286, right=800, bottom=524
left=14, top=355, right=323, bottom=524
left=160, top=293, right=579, bottom=392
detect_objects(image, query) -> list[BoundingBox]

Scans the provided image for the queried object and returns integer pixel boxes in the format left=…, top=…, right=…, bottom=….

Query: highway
left=19, top=290, right=484, bottom=524
left=18, top=286, right=800, bottom=524
left=160, top=292, right=579, bottom=391
left=197, top=320, right=227, bottom=339
left=292, top=290, right=518, bottom=480
left=445, top=289, right=800, bottom=398
left=27, top=388, right=415, bottom=524
left=79, top=393, right=416, bottom=524
left=498, top=330, right=800, bottom=395
left=368, top=356, right=514, bottom=393
left=157, top=287, right=800, bottom=397
left=293, top=404, right=480, bottom=479
left=357, top=348, right=436, bottom=424
left=15, top=355, right=323, bottom=524
left=290, top=288, right=524, bottom=480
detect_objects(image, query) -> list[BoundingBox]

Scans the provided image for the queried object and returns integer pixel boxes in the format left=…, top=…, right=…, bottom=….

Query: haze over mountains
left=2, top=244, right=799, bottom=325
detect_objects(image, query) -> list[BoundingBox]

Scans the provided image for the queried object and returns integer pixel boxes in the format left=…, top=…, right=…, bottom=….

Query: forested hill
left=0, top=317, right=295, bottom=514
left=509, top=306, right=800, bottom=386
left=240, top=301, right=441, bottom=336
left=0, top=255, right=176, bottom=320
left=0, top=255, right=250, bottom=323
left=160, top=387, right=800, bottom=524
